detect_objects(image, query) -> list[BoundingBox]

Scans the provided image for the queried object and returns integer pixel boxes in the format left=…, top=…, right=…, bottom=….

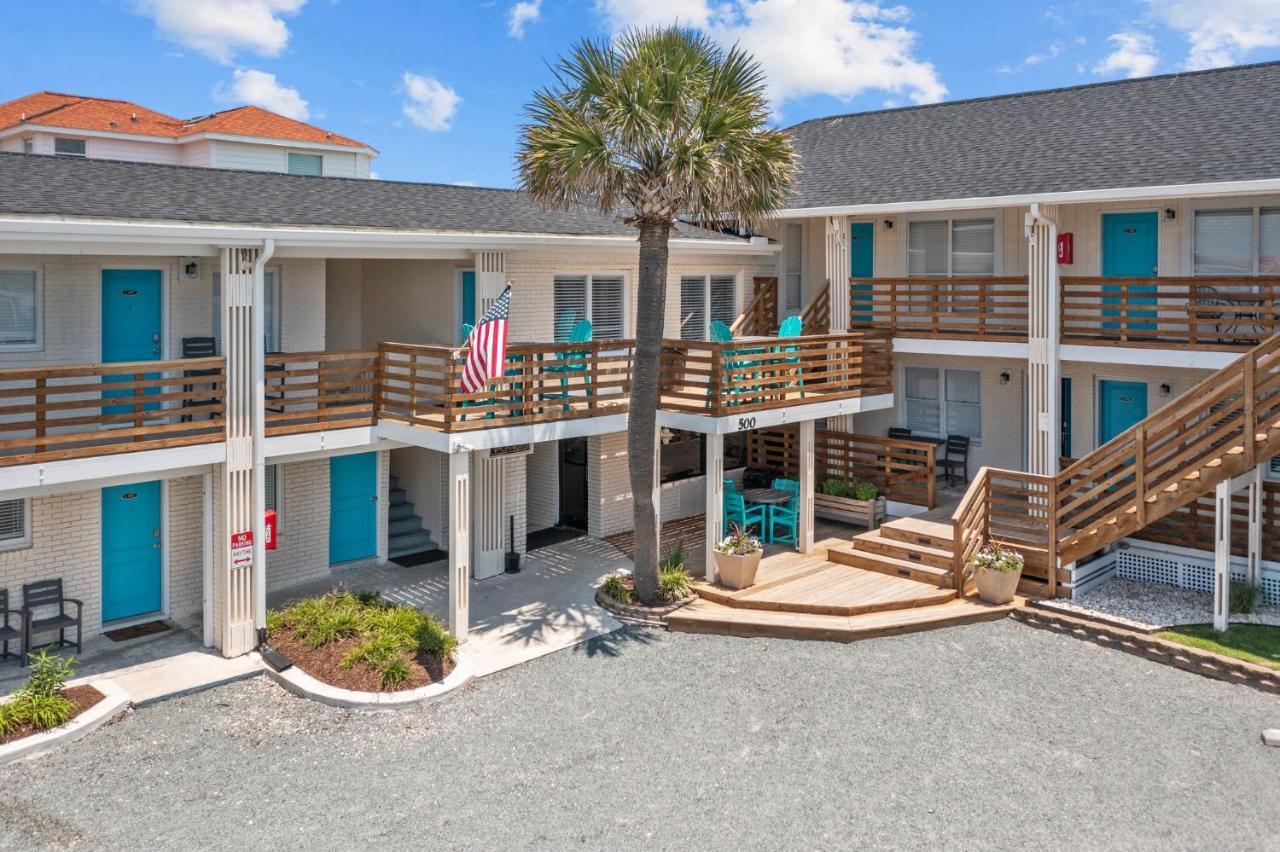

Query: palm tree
left=518, top=27, right=796, bottom=602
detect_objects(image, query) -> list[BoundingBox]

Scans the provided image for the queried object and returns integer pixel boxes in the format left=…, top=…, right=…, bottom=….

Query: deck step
left=826, top=546, right=953, bottom=588
left=849, top=530, right=954, bottom=570
left=695, top=563, right=954, bottom=617
left=877, top=516, right=954, bottom=549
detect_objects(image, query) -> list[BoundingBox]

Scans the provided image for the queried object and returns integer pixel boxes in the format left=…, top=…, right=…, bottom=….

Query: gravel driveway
left=1, top=620, right=1278, bottom=850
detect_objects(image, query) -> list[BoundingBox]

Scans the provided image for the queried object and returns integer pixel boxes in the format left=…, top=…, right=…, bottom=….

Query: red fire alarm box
left=1057, top=232, right=1074, bottom=265
left=264, top=509, right=278, bottom=550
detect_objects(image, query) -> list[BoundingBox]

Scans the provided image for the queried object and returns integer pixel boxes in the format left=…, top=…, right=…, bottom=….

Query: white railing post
left=705, top=432, right=724, bottom=582
left=1248, top=463, right=1264, bottom=589
left=1026, top=203, right=1061, bottom=477
left=1213, top=479, right=1232, bottom=633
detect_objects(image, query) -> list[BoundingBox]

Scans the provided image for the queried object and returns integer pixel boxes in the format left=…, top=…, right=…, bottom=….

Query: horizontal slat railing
left=748, top=427, right=937, bottom=508
left=1062, top=277, right=1280, bottom=350
left=378, top=339, right=634, bottom=432
left=0, top=357, right=225, bottom=467
left=848, top=277, right=1029, bottom=340
left=952, top=468, right=1058, bottom=595
left=731, top=277, right=779, bottom=338
left=659, top=331, right=891, bottom=417
left=1132, top=481, right=1280, bottom=562
left=262, top=350, right=379, bottom=436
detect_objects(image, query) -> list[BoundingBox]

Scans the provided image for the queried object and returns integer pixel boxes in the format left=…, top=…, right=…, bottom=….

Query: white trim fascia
left=194, top=132, right=377, bottom=156
left=0, top=217, right=774, bottom=257
left=0, top=445, right=224, bottom=499
left=892, top=338, right=1029, bottom=359
left=262, top=428, right=404, bottom=463
left=656, top=393, right=894, bottom=435
left=376, top=414, right=631, bottom=454
left=775, top=178, right=1280, bottom=218
left=1060, top=344, right=1235, bottom=370
left=0, top=124, right=378, bottom=156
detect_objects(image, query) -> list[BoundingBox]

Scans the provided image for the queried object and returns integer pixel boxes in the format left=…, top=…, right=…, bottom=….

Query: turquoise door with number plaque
left=460, top=270, right=476, bottom=342
left=329, top=452, right=378, bottom=564
left=850, top=221, right=875, bottom=325
left=101, top=480, right=163, bottom=622
left=1099, top=380, right=1148, bottom=445
left=1101, top=212, right=1158, bottom=332
left=102, top=269, right=163, bottom=413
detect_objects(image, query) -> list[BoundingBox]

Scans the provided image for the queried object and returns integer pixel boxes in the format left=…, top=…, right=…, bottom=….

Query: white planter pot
left=714, top=550, right=762, bottom=590
left=975, top=565, right=1022, bottom=605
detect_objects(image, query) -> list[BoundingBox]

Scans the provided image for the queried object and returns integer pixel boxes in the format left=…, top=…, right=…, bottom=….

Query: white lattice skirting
left=1089, top=541, right=1280, bottom=606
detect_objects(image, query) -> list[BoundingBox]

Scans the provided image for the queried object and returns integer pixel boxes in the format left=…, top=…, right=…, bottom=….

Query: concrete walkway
left=269, top=535, right=627, bottom=677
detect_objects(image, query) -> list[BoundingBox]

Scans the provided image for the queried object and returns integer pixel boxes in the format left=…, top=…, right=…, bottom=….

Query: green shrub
left=851, top=480, right=879, bottom=501
left=24, top=648, right=75, bottom=698
left=661, top=544, right=686, bottom=573
left=415, top=618, right=458, bottom=660
left=821, top=478, right=878, bottom=500
left=601, top=574, right=633, bottom=604
left=1230, top=580, right=1260, bottom=615
left=0, top=650, right=77, bottom=736
left=657, top=565, right=693, bottom=602
left=377, top=656, right=412, bottom=688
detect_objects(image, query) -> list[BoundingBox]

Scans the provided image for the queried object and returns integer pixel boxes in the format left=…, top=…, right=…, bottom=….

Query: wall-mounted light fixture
left=999, top=371, right=1011, bottom=385
left=883, top=218, right=894, bottom=231
left=1159, top=382, right=1172, bottom=397
left=1164, top=208, right=1177, bottom=222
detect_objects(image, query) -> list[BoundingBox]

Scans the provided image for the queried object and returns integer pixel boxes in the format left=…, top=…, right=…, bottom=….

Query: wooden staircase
left=950, top=334, right=1280, bottom=589
left=827, top=517, right=956, bottom=589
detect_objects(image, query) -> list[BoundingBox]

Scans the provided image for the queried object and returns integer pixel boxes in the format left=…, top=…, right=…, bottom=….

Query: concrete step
left=851, top=530, right=953, bottom=570
left=826, top=546, right=952, bottom=588
left=388, top=502, right=416, bottom=521
left=389, top=530, right=437, bottom=558
left=389, top=515, right=425, bottom=536
left=389, top=487, right=408, bottom=505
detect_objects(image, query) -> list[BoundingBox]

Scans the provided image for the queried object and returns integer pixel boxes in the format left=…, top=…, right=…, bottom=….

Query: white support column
left=705, top=433, right=724, bottom=582
left=448, top=450, right=471, bottom=641
left=1213, top=479, right=1232, bottom=633
left=824, top=215, right=853, bottom=431
left=798, top=420, right=816, bottom=554
left=201, top=472, right=214, bottom=649
left=473, top=250, right=507, bottom=316
left=1025, top=203, right=1061, bottom=477
left=1247, top=463, right=1264, bottom=588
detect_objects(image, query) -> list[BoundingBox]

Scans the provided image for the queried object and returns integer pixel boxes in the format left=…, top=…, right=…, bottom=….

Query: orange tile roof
left=0, top=91, right=368, bottom=149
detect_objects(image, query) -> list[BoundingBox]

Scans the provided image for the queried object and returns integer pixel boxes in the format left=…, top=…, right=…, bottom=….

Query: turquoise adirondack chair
left=543, top=319, right=593, bottom=411
left=724, top=491, right=766, bottom=540
left=721, top=478, right=739, bottom=530
left=768, top=477, right=800, bottom=545
left=710, top=320, right=734, bottom=342
left=775, top=314, right=805, bottom=398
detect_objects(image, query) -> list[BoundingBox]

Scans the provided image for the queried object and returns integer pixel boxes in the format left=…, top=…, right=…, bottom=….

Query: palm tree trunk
left=628, top=219, right=671, bottom=603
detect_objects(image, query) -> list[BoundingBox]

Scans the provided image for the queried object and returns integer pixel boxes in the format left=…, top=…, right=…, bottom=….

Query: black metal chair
left=181, top=336, right=221, bottom=422
left=888, top=427, right=913, bottom=440
left=938, top=435, right=971, bottom=487
left=22, top=579, right=82, bottom=663
left=0, top=590, right=24, bottom=664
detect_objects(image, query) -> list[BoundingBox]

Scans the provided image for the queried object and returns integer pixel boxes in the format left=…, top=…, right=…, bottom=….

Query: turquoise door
left=1101, top=212, right=1158, bottom=331
left=460, top=270, right=476, bottom=342
left=1060, top=377, right=1073, bottom=460
left=330, top=452, right=378, bottom=564
left=101, top=481, right=163, bottom=622
left=102, top=269, right=163, bottom=412
left=1098, top=380, right=1148, bottom=444
left=850, top=221, right=875, bottom=325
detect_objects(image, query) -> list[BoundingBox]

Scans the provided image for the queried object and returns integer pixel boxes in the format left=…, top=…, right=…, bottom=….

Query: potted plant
left=969, top=542, right=1024, bottom=604
left=713, top=524, right=763, bottom=590
left=814, top=478, right=887, bottom=529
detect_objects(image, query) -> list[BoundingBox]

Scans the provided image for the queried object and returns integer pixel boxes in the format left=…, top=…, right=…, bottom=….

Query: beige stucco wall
left=358, top=259, right=463, bottom=348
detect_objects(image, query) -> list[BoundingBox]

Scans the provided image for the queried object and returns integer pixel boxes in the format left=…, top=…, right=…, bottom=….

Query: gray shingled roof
left=786, top=61, right=1280, bottom=210
left=0, top=152, right=737, bottom=241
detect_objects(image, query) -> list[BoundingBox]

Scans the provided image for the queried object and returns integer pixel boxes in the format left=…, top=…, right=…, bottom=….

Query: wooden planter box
left=814, top=494, right=886, bottom=529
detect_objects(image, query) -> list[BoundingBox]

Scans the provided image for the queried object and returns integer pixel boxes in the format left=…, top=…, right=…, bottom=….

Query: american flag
left=460, top=285, right=511, bottom=393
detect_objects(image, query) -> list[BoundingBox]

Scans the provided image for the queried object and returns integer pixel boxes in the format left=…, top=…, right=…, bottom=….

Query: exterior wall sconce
left=1164, top=208, right=1177, bottom=221
left=999, top=371, right=1011, bottom=384
left=1159, top=382, right=1172, bottom=396
left=883, top=218, right=894, bottom=230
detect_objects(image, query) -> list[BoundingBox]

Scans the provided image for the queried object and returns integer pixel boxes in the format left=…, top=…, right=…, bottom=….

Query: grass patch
left=1155, top=623, right=1280, bottom=670
left=269, top=590, right=456, bottom=690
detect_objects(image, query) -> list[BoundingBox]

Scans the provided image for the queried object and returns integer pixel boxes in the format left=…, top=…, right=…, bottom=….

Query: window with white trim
left=908, top=218, right=994, bottom=276
left=552, top=274, right=625, bottom=341
left=265, top=465, right=280, bottom=513
left=782, top=223, right=803, bottom=312
left=0, top=499, right=30, bottom=551
left=679, top=274, right=737, bottom=340
left=903, top=366, right=981, bottom=441
left=0, top=269, right=40, bottom=349
left=212, top=268, right=282, bottom=354
left=1194, top=207, right=1280, bottom=274
left=287, top=152, right=323, bottom=176
left=53, top=137, right=85, bottom=157
left=22, top=138, right=34, bottom=154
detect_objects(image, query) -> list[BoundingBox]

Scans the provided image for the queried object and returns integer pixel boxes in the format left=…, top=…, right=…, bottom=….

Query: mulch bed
left=104, top=620, right=171, bottom=642
left=268, top=628, right=454, bottom=693
left=597, top=576, right=695, bottom=625
left=0, top=684, right=105, bottom=746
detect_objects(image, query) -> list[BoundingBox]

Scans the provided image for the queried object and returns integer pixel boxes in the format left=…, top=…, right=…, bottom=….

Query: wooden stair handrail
left=801, top=281, right=831, bottom=335
left=732, top=276, right=779, bottom=337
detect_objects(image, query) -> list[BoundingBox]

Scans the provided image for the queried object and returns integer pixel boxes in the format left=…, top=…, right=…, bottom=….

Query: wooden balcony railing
left=848, top=277, right=1029, bottom=340
left=732, top=276, right=779, bottom=337
left=262, top=350, right=378, bottom=436
left=0, top=357, right=225, bottom=467
left=659, top=332, right=892, bottom=417
left=748, top=427, right=937, bottom=508
left=952, top=467, right=1058, bottom=595
left=1062, top=276, right=1280, bottom=350
left=377, top=340, right=634, bottom=432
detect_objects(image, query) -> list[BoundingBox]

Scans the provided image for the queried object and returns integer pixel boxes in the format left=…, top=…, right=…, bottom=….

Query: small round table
left=741, top=488, right=795, bottom=544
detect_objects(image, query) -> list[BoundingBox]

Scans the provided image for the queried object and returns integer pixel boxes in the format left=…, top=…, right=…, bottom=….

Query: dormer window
left=53, top=137, right=86, bottom=157
left=286, top=152, right=323, bottom=176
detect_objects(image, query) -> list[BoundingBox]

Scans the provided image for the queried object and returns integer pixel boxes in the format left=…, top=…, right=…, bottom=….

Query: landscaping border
left=595, top=588, right=692, bottom=627
left=0, top=680, right=131, bottom=765
left=264, top=651, right=474, bottom=709
left=1012, top=606, right=1280, bottom=695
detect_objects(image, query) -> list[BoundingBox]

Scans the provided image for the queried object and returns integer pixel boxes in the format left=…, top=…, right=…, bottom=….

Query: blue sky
left=2, top=0, right=1279, bottom=187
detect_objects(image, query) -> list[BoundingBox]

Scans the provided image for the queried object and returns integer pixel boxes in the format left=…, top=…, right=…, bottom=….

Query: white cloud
left=1023, top=42, right=1063, bottom=65
left=454, top=180, right=478, bottom=187
left=401, top=72, right=462, bottom=132
left=594, top=0, right=946, bottom=108
left=508, top=0, right=543, bottom=38
left=216, top=68, right=309, bottom=119
left=1094, top=32, right=1159, bottom=79
left=134, top=0, right=305, bottom=64
left=1148, top=0, right=1280, bottom=69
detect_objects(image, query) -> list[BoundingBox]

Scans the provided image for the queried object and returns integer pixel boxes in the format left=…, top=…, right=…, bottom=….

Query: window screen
left=53, top=137, right=85, bottom=156
left=265, top=466, right=279, bottom=512
left=680, top=276, right=707, bottom=340
left=951, top=220, right=994, bottom=275
left=590, top=276, right=624, bottom=340
left=0, top=499, right=26, bottom=545
left=709, top=275, right=737, bottom=329
left=1194, top=209, right=1253, bottom=274
left=908, top=221, right=948, bottom=276
left=904, top=366, right=941, bottom=435
left=1260, top=209, right=1280, bottom=275
left=552, top=275, right=588, bottom=342
left=287, top=152, right=323, bottom=176
left=945, top=369, right=981, bottom=439
left=783, top=223, right=803, bottom=312
left=0, top=270, right=38, bottom=346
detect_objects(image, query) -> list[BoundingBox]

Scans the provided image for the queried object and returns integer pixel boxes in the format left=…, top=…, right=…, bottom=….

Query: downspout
left=252, top=239, right=275, bottom=639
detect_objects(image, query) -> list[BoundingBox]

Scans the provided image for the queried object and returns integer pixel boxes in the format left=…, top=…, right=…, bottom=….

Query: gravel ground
left=2, top=621, right=1279, bottom=851
left=1045, top=578, right=1280, bottom=631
